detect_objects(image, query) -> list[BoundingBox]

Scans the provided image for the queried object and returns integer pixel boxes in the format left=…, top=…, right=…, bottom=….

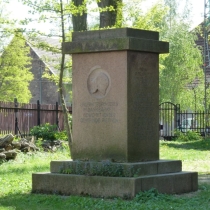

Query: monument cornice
left=62, top=28, right=169, bottom=54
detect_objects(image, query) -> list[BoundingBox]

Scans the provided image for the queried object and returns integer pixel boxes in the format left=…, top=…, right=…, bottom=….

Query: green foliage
left=159, top=1, right=204, bottom=110
left=124, top=0, right=204, bottom=111
left=68, top=114, right=73, bottom=128
left=35, top=139, right=44, bottom=150
left=61, top=160, right=141, bottom=177
left=0, top=31, right=33, bottom=102
left=159, top=23, right=203, bottom=110
left=30, top=123, right=57, bottom=141
left=30, top=123, right=67, bottom=141
left=19, top=0, right=74, bottom=145
left=55, top=130, right=68, bottom=141
left=174, top=130, right=203, bottom=142
left=134, top=188, right=168, bottom=203
left=131, top=1, right=168, bottom=32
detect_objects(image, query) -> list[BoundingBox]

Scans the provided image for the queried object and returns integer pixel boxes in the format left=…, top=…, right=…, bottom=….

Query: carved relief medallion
left=87, top=66, right=111, bottom=99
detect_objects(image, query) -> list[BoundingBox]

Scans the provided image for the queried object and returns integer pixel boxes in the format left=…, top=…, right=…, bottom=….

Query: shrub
left=174, top=129, right=203, bottom=142
left=55, top=130, right=68, bottom=141
left=30, top=123, right=67, bottom=141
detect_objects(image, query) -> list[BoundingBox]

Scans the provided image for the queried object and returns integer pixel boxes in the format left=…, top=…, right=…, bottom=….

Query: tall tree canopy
left=17, top=0, right=205, bottom=106
left=0, top=32, right=33, bottom=102
left=19, top=0, right=204, bottom=111
left=159, top=23, right=203, bottom=110
left=0, top=0, right=33, bottom=102
left=12, top=0, right=205, bottom=149
left=127, top=0, right=203, bottom=110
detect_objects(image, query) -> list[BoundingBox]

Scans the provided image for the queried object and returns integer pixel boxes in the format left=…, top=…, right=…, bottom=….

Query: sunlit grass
left=160, top=138, right=210, bottom=174
left=0, top=140, right=210, bottom=209
left=0, top=149, right=70, bottom=197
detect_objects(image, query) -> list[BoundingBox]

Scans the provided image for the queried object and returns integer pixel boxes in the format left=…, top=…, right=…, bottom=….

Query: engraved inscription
left=80, top=101, right=119, bottom=123
left=87, top=66, right=111, bottom=99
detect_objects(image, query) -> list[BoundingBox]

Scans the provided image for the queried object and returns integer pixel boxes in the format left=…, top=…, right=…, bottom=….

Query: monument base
left=32, top=160, right=198, bottom=198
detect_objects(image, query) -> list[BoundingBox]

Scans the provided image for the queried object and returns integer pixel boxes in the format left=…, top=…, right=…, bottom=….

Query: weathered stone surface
left=50, top=160, right=182, bottom=176
left=0, top=134, right=14, bottom=147
left=71, top=50, right=159, bottom=162
left=63, top=28, right=169, bottom=55
left=63, top=28, right=169, bottom=162
left=32, top=171, right=198, bottom=198
left=72, top=28, right=159, bottom=41
left=63, top=38, right=169, bottom=54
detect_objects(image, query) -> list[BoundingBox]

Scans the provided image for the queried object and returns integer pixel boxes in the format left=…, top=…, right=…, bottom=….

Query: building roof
left=28, top=36, right=70, bottom=76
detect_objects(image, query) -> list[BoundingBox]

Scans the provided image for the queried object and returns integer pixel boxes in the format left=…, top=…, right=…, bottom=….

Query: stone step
left=50, top=159, right=182, bottom=177
left=32, top=171, right=198, bottom=198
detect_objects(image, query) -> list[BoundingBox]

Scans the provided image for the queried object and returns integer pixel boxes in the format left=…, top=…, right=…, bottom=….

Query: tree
left=0, top=31, right=33, bottom=102
left=72, top=0, right=87, bottom=31
left=19, top=0, right=123, bottom=149
left=0, top=0, right=13, bottom=51
left=163, top=0, right=178, bottom=28
left=127, top=0, right=204, bottom=110
left=130, top=1, right=167, bottom=32
left=20, top=0, right=75, bottom=149
left=17, top=0, right=204, bottom=151
left=0, top=1, right=33, bottom=103
left=159, top=23, right=203, bottom=110
left=97, top=0, right=123, bottom=28
left=159, top=0, right=204, bottom=110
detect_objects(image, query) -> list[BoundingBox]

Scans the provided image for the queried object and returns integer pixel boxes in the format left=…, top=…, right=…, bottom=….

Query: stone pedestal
left=32, top=160, right=198, bottom=198
left=32, top=28, right=198, bottom=198
left=65, top=28, right=168, bottom=162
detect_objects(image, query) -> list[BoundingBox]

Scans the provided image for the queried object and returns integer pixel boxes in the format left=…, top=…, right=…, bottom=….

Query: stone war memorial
left=32, top=28, right=198, bottom=198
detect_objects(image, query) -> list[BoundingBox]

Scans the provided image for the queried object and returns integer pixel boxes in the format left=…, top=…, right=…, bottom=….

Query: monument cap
left=62, top=28, right=169, bottom=54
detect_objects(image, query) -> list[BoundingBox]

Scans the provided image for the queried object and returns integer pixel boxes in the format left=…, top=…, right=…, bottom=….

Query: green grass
left=160, top=139, right=210, bottom=174
left=0, top=140, right=210, bottom=210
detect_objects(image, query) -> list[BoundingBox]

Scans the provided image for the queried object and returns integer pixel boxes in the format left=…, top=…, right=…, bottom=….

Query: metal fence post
left=56, top=102, right=59, bottom=130
left=37, top=100, right=40, bottom=126
left=14, top=98, right=18, bottom=135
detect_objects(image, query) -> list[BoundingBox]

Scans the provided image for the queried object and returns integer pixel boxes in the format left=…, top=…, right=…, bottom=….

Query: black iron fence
left=159, top=102, right=210, bottom=140
left=0, top=99, right=72, bottom=137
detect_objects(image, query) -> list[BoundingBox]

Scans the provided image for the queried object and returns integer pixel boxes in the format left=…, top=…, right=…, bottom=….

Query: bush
left=55, top=130, right=68, bottom=141
left=174, top=129, right=203, bottom=142
left=30, top=123, right=67, bottom=141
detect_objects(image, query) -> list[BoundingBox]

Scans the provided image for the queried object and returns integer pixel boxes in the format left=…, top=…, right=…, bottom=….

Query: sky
left=6, top=0, right=204, bottom=31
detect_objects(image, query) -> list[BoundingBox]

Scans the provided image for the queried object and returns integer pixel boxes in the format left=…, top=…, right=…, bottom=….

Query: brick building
left=28, top=37, right=71, bottom=105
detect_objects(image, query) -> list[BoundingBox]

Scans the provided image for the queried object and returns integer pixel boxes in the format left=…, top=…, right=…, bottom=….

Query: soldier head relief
left=87, top=67, right=110, bottom=99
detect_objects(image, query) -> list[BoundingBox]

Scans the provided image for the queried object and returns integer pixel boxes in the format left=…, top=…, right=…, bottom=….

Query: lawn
left=0, top=139, right=210, bottom=210
left=160, top=139, right=210, bottom=174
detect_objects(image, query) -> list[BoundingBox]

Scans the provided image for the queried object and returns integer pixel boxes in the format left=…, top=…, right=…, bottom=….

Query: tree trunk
left=59, top=0, right=73, bottom=153
left=72, top=0, right=87, bottom=31
left=97, top=0, right=122, bottom=28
